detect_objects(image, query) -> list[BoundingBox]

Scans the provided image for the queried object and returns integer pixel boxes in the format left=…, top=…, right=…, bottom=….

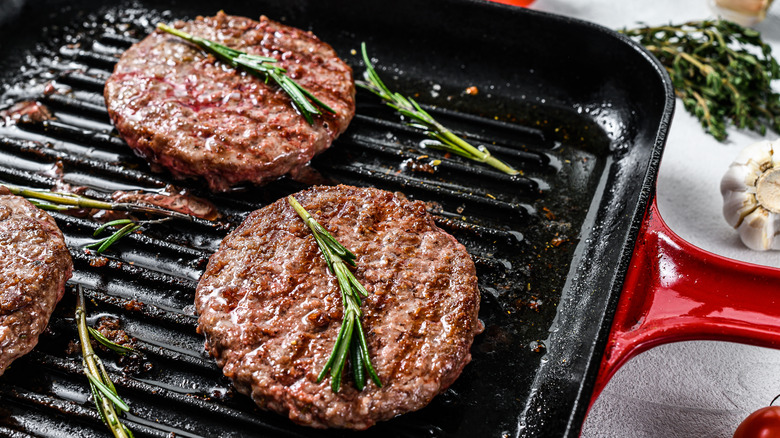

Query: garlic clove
left=737, top=207, right=780, bottom=251
left=720, top=163, right=755, bottom=195
left=733, top=139, right=773, bottom=165
left=722, top=189, right=758, bottom=228
left=721, top=139, right=780, bottom=250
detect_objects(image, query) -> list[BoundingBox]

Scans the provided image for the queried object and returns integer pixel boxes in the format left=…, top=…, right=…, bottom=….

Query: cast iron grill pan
left=0, top=1, right=672, bottom=437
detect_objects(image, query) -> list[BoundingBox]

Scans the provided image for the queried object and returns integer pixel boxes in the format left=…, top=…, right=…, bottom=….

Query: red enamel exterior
left=488, top=0, right=536, bottom=6
left=591, top=198, right=780, bottom=403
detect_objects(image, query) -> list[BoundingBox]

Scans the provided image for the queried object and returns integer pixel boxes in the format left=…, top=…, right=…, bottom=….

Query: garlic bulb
left=721, top=139, right=780, bottom=250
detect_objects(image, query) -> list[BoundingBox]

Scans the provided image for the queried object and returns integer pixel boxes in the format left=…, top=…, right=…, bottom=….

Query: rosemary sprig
left=76, top=286, right=135, bottom=438
left=4, top=184, right=193, bottom=220
left=622, top=20, right=780, bottom=141
left=3, top=183, right=192, bottom=253
left=357, top=43, right=519, bottom=175
left=287, top=195, right=381, bottom=391
left=156, top=23, right=334, bottom=125
left=82, top=218, right=164, bottom=254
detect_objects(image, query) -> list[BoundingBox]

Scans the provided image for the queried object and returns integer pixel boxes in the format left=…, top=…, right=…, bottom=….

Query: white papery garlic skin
left=721, top=139, right=780, bottom=251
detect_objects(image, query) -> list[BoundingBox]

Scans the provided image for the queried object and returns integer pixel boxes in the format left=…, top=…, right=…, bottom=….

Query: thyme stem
left=287, top=195, right=381, bottom=391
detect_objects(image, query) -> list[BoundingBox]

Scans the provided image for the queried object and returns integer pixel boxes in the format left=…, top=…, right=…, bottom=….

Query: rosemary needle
left=87, top=326, right=135, bottom=355
left=156, top=23, right=335, bottom=125
left=83, top=219, right=158, bottom=254
left=76, top=286, right=135, bottom=438
left=357, top=42, right=519, bottom=175
left=287, top=195, right=381, bottom=391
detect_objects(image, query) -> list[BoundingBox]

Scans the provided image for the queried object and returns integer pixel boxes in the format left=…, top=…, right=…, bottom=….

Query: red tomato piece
left=734, top=406, right=780, bottom=438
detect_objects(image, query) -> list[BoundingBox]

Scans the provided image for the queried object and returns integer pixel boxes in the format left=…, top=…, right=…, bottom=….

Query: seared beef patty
left=0, top=187, right=73, bottom=375
left=195, top=185, right=482, bottom=429
left=104, top=12, right=355, bottom=192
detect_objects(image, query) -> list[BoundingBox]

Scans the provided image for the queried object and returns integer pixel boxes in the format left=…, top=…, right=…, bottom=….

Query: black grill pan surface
left=0, top=0, right=673, bottom=436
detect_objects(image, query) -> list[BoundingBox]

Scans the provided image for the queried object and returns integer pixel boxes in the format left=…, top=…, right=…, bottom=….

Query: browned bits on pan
left=550, top=236, right=568, bottom=247
left=89, top=256, right=109, bottom=267
left=123, top=299, right=143, bottom=312
left=401, top=157, right=437, bottom=174
left=95, top=316, right=134, bottom=349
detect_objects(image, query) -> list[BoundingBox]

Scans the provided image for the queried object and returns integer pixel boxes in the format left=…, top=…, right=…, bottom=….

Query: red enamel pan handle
left=486, top=0, right=536, bottom=7
left=591, top=198, right=780, bottom=405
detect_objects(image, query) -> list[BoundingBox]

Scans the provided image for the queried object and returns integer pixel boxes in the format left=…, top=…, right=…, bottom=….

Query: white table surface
left=524, top=1, right=780, bottom=437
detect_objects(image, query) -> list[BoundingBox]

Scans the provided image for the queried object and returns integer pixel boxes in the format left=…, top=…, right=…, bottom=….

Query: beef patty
left=104, top=12, right=355, bottom=192
left=195, top=185, right=482, bottom=429
left=0, top=187, right=73, bottom=375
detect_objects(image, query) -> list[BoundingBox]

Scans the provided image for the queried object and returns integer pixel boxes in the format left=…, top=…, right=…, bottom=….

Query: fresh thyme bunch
left=622, top=20, right=780, bottom=141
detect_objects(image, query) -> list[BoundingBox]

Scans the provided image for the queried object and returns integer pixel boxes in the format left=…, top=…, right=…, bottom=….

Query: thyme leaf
left=156, top=23, right=334, bottom=125
left=622, top=19, right=780, bottom=141
left=357, top=43, right=519, bottom=175
left=287, top=195, right=381, bottom=391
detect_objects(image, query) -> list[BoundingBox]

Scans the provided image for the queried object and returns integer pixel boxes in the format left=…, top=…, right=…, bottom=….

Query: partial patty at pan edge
left=0, top=186, right=73, bottom=375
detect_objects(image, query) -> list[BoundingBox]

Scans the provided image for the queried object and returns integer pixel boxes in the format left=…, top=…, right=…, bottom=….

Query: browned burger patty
left=104, top=12, right=355, bottom=192
left=195, top=185, right=482, bottom=429
left=0, top=187, right=73, bottom=375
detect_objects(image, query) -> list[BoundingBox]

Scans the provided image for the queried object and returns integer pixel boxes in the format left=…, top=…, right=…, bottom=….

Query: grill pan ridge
left=0, top=1, right=672, bottom=437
